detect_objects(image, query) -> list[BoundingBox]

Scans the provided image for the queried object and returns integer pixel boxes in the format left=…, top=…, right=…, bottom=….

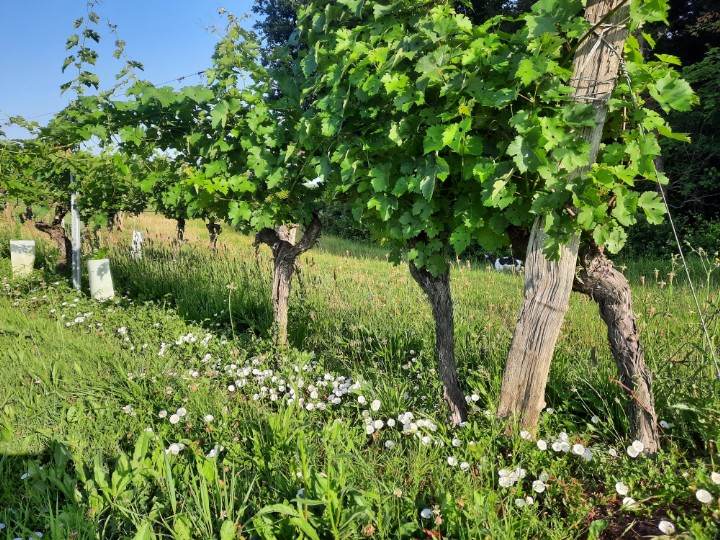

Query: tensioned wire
left=584, top=22, right=720, bottom=386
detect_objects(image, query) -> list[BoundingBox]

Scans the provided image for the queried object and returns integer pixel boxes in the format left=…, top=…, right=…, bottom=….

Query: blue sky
left=0, top=0, right=256, bottom=139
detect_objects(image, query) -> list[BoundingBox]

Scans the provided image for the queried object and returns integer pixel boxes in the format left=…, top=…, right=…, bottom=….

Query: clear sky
left=0, top=0, right=256, bottom=139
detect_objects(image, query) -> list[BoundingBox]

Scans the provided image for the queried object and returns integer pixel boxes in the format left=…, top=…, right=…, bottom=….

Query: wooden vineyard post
left=497, top=0, right=631, bottom=434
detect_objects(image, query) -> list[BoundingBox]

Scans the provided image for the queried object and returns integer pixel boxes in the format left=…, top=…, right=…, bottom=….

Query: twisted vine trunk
left=254, top=215, right=321, bottom=347
left=573, top=243, right=660, bottom=453
left=408, top=262, right=468, bottom=426
left=35, top=205, right=71, bottom=273
left=497, top=0, right=631, bottom=434
left=176, top=218, right=186, bottom=241
left=206, top=219, right=223, bottom=250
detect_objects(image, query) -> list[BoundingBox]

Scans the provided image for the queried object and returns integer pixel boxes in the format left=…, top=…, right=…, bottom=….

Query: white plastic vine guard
left=10, top=240, right=35, bottom=277
left=87, top=258, right=115, bottom=301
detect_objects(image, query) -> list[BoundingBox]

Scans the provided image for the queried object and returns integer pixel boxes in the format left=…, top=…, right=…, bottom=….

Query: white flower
left=471, top=393, right=480, bottom=402
left=520, top=430, right=531, bottom=440
left=297, top=488, right=305, bottom=497
left=696, top=489, right=713, bottom=504
left=421, top=436, right=432, bottom=446
left=710, top=471, right=720, bottom=485
left=515, top=498, right=526, bottom=508
left=117, top=327, right=127, bottom=335
left=632, top=440, right=644, bottom=452
left=658, top=520, right=675, bottom=535
left=365, top=424, right=375, bottom=435
left=545, top=407, right=555, bottom=414
left=176, top=407, right=187, bottom=417
left=622, top=497, right=637, bottom=508
left=532, top=480, right=546, bottom=493
left=608, top=448, right=618, bottom=457
left=204, top=414, right=214, bottom=423
left=158, top=410, right=168, bottom=418
left=591, top=415, right=600, bottom=424
left=166, top=442, right=184, bottom=455
left=659, top=420, right=674, bottom=429
left=387, top=418, right=396, bottom=427
left=615, top=481, right=629, bottom=496
left=420, top=508, right=433, bottom=519
left=451, top=438, right=461, bottom=447
left=21, top=472, right=30, bottom=480
left=357, top=395, right=367, bottom=405
left=0, top=523, right=5, bottom=530
left=582, top=448, right=593, bottom=462
left=447, top=456, right=458, bottom=467
left=459, top=461, right=470, bottom=472
left=525, top=496, right=534, bottom=506
left=370, top=399, right=381, bottom=411
left=572, top=444, right=585, bottom=456
left=627, top=445, right=640, bottom=458
left=374, top=419, right=384, bottom=430
left=537, top=439, right=547, bottom=451
left=384, top=440, right=395, bottom=449
left=228, top=384, right=236, bottom=392
left=499, top=476, right=513, bottom=488
left=169, top=414, right=180, bottom=424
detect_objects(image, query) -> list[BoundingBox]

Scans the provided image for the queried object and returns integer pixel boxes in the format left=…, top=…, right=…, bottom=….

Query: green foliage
left=298, top=0, right=695, bottom=270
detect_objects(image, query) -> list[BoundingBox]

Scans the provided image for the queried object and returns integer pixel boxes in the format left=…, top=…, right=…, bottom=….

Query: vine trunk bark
left=35, top=205, right=71, bottom=273
left=254, top=216, right=321, bottom=347
left=497, top=0, right=631, bottom=434
left=573, top=243, right=660, bottom=453
left=408, top=262, right=468, bottom=426
left=176, top=218, right=186, bottom=241
left=206, top=219, right=222, bottom=250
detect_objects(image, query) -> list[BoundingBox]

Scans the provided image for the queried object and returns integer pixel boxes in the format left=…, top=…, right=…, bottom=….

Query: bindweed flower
left=384, top=440, right=395, bottom=449
left=447, top=456, right=458, bottom=467
left=627, top=440, right=644, bottom=458
left=169, top=414, right=180, bottom=424
left=520, top=430, right=531, bottom=440
left=615, top=481, right=629, bottom=496
left=591, top=415, right=600, bottom=424
left=659, top=420, right=674, bottom=429
left=711, top=471, right=720, bottom=485
left=532, top=480, right=546, bottom=493
left=459, top=461, right=470, bottom=472
left=658, top=520, right=675, bottom=535
left=158, top=410, right=168, bottom=418
left=695, top=489, right=713, bottom=504
left=370, top=399, right=381, bottom=411
left=176, top=407, right=187, bottom=417
left=451, top=438, right=461, bottom=447
left=537, top=439, right=547, bottom=451
left=420, top=508, right=433, bottom=519
left=572, top=444, right=585, bottom=456
left=357, top=395, right=367, bottom=405
left=204, top=414, right=214, bottom=423
left=622, top=497, right=637, bottom=508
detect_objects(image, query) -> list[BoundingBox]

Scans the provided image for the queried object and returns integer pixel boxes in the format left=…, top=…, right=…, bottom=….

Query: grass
left=0, top=214, right=719, bottom=539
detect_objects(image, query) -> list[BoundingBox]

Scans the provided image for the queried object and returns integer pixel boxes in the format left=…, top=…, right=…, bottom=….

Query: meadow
left=0, top=214, right=719, bottom=539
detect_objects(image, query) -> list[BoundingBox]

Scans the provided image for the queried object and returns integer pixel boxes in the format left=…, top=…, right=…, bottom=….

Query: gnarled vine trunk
left=408, top=261, right=467, bottom=426
left=497, top=0, right=631, bottom=434
left=254, top=215, right=321, bottom=347
left=573, top=242, right=660, bottom=453
left=176, top=218, right=186, bottom=241
left=206, top=219, right=223, bottom=250
left=35, top=205, right=71, bottom=273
